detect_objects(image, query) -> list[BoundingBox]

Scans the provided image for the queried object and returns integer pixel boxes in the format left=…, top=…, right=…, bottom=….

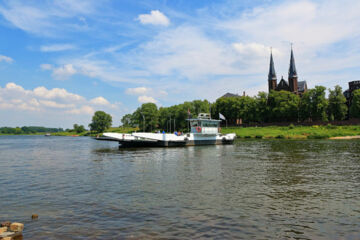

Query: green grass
left=221, top=124, right=360, bottom=139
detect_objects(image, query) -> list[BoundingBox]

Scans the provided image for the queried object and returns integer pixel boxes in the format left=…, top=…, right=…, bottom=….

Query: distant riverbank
left=2, top=125, right=360, bottom=140
left=221, top=124, right=360, bottom=139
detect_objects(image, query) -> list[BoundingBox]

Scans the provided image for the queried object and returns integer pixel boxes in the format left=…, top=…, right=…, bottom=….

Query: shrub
left=289, top=124, right=295, bottom=129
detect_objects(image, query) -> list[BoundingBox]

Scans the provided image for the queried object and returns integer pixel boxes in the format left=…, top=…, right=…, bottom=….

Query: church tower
left=268, top=49, right=277, bottom=92
left=288, top=47, right=298, bottom=93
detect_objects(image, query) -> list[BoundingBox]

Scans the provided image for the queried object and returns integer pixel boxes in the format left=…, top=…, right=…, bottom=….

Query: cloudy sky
left=1, top=0, right=360, bottom=128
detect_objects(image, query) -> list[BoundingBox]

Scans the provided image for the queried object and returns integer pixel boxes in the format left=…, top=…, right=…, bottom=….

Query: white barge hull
left=99, top=132, right=236, bottom=147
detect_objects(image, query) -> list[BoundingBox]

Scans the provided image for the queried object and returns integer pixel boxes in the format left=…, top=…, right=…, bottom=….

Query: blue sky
left=1, top=0, right=360, bottom=128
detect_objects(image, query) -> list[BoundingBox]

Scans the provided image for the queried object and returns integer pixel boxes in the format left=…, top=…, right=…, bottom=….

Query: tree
left=328, top=85, right=347, bottom=120
left=133, top=103, right=159, bottom=132
left=268, top=90, right=300, bottom=122
left=299, top=86, right=328, bottom=122
left=73, top=124, right=85, bottom=133
left=350, top=89, right=360, bottom=118
left=89, top=111, right=112, bottom=133
left=121, top=114, right=134, bottom=127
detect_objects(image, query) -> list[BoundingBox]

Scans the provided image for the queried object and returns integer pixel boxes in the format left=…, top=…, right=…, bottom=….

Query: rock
left=9, top=223, right=24, bottom=232
left=31, top=214, right=38, bottom=219
left=0, top=226, right=8, bottom=233
left=0, top=222, right=11, bottom=228
left=2, top=237, right=13, bottom=240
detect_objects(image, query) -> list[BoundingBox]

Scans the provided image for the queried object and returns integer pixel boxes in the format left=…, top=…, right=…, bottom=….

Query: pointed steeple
left=268, top=48, right=277, bottom=81
left=288, top=45, right=297, bottom=78
left=268, top=48, right=277, bottom=92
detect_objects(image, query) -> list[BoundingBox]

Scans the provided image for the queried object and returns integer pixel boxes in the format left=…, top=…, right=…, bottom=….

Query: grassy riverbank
left=221, top=124, right=360, bottom=139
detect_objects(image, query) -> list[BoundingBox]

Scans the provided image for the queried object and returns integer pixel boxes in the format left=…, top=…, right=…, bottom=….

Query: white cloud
left=126, top=87, right=149, bottom=95
left=40, top=63, right=53, bottom=70
left=0, top=1, right=98, bottom=36
left=138, top=10, right=170, bottom=26
left=66, top=105, right=94, bottom=115
left=90, top=96, right=110, bottom=105
left=52, top=64, right=77, bottom=80
left=0, top=55, right=13, bottom=63
left=138, top=95, right=157, bottom=103
left=0, top=82, right=119, bottom=120
left=33, top=86, right=84, bottom=102
left=40, top=44, right=76, bottom=52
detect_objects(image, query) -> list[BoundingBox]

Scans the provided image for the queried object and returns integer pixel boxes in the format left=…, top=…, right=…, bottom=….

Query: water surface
left=1, top=136, right=359, bottom=239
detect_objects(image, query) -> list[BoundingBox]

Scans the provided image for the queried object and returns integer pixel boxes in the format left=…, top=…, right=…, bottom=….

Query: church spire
left=288, top=45, right=297, bottom=78
left=268, top=48, right=277, bottom=82
left=268, top=48, right=277, bottom=92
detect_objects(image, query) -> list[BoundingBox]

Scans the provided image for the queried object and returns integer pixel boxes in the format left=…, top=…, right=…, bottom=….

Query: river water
left=0, top=136, right=359, bottom=239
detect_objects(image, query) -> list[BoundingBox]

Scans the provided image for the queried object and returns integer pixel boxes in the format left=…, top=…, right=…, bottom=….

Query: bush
left=276, top=135, right=285, bottom=139
left=255, top=135, right=263, bottom=139
left=289, top=124, right=295, bottom=129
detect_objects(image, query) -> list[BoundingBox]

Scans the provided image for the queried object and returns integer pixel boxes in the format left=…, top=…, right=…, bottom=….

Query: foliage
left=268, top=90, right=300, bottom=122
left=299, top=86, right=328, bottom=121
left=88, top=111, right=112, bottom=133
left=0, top=126, right=64, bottom=135
left=350, top=89, right=360, bottom=118
left=328, top=85, right=347, bottom=120
left=133, top=103, right=159, bottom=132
left=121, top=114, right=135, bottom=127
left=73, top=124, right=86, bottom=133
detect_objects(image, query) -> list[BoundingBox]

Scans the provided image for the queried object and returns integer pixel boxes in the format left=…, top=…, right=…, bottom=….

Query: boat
left=95, top=113, right=236, bottom=147
left=44, top=133, right=51, bottom=136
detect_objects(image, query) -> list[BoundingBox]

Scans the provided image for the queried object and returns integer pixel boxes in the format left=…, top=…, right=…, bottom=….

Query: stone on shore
left=31, top=214, right=38, bottom=219
left=9, top=223, right=24, bottom=232
left=0, top=222, right=11, bottom=228
left=0, top=226, right=8, bottom=234
left=2, top=237, right=13, bottom=240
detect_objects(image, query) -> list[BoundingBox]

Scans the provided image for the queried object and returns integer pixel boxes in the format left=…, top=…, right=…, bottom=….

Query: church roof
left=220, top=92, right=240, bottom=98
left=268, top=51, right=277, bottom=81
left=288, top=48, right=297, bottom=78
left=298, top=81, right=307, bottom=92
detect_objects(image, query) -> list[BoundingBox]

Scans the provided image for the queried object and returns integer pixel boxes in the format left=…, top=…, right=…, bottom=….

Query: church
left=268, top=48, right=307, bottom=94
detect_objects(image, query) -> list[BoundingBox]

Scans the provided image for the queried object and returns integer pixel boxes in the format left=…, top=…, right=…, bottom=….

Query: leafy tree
left=73, top=124, right=86, bottom=133
left=350, top=89, right=360, bottom=118
left=268, top=90, right=300, bottom=122
left=299, top=86, right=328, bottom=121
left=328, top=85, right=347, bottom=120
left=121, top=114, right=134, bottom=127
left=255, top=92, right=269, bottom=123
left=89, top=111, right=112, bottom=133
left=133, top=103, right=159, bottom=132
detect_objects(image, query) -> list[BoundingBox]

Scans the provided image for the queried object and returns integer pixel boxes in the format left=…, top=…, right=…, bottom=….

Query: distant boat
left=44, top=133, right=51, bottom=136
left=95, top=113, right=236, bottom=147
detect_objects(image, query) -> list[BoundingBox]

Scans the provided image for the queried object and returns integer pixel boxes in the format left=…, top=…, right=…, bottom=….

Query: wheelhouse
left=188, top=113, right=221, bottom=134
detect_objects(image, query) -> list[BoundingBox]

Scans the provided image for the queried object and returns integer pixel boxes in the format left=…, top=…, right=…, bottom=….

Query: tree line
left=118, top=86, right=360, bottom=132
left=0, top=126, right=64, bottom=134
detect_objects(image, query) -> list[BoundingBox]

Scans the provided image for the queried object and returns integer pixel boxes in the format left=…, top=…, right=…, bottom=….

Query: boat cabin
left=188, top=113, right=221, bottom=134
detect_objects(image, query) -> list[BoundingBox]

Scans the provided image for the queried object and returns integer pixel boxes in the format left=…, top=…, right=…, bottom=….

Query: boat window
left=190, top=121, right=199, bottom=127
left=201, top=121, right=219, bottom=127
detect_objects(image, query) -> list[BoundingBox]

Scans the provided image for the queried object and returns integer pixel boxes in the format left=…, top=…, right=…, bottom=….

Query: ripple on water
left=0, top=136, right=360, bottom=239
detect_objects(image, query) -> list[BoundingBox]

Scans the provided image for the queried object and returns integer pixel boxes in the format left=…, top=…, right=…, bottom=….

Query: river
left=0, top=136, right=359, bottom=239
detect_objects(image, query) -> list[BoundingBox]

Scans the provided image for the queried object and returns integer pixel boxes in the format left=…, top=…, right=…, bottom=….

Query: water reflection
left=0, top=136, right=359, bottom=239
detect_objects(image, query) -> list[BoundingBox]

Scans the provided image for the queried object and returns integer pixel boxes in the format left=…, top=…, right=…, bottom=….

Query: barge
left=96, top=113, right=236, bottom=147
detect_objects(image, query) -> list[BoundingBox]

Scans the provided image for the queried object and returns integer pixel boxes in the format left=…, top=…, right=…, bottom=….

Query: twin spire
left=268, top=46, right=297, bottom=83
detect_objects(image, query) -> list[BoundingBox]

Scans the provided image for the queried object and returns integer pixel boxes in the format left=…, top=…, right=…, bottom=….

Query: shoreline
left=329, top=135, right=360, bottom=140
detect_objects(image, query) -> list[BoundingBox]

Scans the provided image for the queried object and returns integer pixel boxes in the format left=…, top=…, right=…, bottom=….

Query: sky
left=1, top=0, right=360, bottom=128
